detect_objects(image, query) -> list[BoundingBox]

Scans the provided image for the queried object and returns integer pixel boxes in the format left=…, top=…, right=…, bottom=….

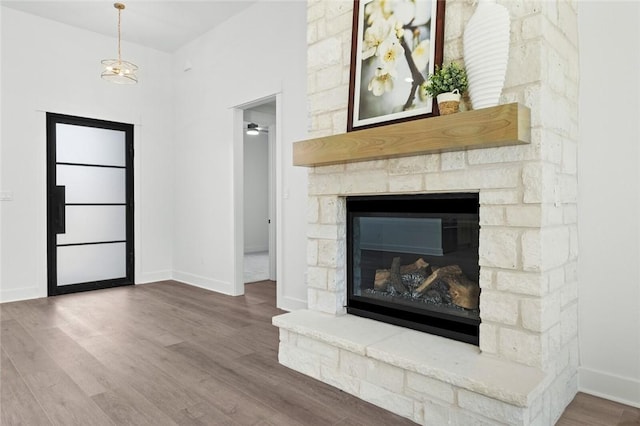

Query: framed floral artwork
left=347, top=0, right=446, bottom=131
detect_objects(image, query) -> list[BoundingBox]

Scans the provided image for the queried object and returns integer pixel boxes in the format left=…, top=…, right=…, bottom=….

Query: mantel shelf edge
left=293, top=103, right=531, bottom=167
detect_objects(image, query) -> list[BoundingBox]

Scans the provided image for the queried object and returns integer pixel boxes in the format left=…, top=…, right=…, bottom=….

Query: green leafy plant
left=423, top=62, right=469, bottom=98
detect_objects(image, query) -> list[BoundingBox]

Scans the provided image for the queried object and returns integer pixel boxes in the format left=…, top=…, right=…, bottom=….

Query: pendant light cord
left=117, top=7, right=122, bottom=64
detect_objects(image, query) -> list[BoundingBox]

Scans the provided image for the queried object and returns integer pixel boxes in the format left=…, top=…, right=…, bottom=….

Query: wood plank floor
left=556, top=392, right=640, bottom=426
left=0, top=280, right=638, bottom=425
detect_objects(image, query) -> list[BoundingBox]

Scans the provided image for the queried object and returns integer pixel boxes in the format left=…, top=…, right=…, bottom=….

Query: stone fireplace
left=273, top=1, right=579, bottom=425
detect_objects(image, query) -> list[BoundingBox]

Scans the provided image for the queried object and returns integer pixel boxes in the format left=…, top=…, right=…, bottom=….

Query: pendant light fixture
left=101, top=3, right=138, bottom=84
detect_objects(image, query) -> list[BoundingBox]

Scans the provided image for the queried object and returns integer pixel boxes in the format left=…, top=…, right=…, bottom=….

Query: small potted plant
left=423, top=62, right=469, bottom=115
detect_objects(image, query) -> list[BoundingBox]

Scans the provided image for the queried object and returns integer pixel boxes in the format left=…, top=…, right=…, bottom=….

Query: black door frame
left=46, top=113, right=134, bottom=296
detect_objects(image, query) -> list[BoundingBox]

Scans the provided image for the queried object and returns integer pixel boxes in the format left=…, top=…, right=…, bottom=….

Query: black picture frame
left=347, top=0, right=446, bottom=132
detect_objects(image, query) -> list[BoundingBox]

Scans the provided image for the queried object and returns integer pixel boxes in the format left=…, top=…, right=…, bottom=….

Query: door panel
left=57, top=206, right=126, bottom=245
left=56, top=166, right=126, bottom=204
left=57, top=243, right=127, bottom=286
left=56, top=123, right=126, bottom=166
left=47, top=113, right=134, bottom=296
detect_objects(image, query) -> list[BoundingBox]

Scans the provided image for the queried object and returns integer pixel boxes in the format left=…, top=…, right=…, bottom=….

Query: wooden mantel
left=293, top=103, right=531, bottom=167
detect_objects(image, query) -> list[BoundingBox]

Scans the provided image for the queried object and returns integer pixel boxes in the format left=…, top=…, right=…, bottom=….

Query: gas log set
left=368, top=257, right=480, bottom=312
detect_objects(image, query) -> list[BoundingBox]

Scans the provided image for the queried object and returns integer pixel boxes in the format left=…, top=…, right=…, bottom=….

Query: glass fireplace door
left=347, top=193, right=480, bottom=344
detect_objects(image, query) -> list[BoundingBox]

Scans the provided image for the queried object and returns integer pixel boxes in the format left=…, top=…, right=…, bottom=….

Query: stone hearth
left=274, top=1, right=579, bottom=425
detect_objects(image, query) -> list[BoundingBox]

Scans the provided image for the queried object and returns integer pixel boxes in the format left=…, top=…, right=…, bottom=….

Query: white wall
left=171, top=1, right=308, bottom=309
left=243, top=131, right=269, bottom=253
left=0, top=7, right=174, bottom=301
left=578, top=1, right=640, bottom=407
left=0, top=4, right=4, bottom=303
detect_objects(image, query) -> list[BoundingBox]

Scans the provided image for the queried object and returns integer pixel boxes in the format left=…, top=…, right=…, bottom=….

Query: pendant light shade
left=101, top=3, right=138, bottom=84
left=101, top=59, right=138, bottom=84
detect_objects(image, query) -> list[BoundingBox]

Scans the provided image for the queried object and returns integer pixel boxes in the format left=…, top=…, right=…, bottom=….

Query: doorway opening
left=233, top=95, right=280, bottom=296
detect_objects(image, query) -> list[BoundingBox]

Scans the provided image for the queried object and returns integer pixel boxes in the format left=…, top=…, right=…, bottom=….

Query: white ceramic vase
left=463, top=0, right=510, bottom=109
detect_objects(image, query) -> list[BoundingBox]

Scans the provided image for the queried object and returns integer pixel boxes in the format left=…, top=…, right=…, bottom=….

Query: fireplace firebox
left=347, top=193, right=480, bottom=345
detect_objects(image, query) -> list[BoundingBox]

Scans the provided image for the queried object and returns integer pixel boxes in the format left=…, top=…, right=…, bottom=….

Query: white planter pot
left=463, top=0, right=510, bottom=109
left=436, top=89, right=461, bottom=115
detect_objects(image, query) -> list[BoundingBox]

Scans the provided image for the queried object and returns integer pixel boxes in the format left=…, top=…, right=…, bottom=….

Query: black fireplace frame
left=346, top=193, right=481, bottom=345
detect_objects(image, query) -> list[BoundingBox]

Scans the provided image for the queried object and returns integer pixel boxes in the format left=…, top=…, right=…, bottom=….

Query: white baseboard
left=172, top=270, right=235, bottom=295
left=244, top=246, right=269, bottom=254
left=0, top=271, right=172, bottom=302
left=0, top=286, right=46, bottom=303
left=135, top=270, right=173, bottom=284
left=278, top=295, right=307, bottom=312
left=579, top=366, right=640, bottom=408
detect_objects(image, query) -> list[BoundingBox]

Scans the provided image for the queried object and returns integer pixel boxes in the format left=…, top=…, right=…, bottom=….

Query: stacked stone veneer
left=275, top=1, right=579, bottom=425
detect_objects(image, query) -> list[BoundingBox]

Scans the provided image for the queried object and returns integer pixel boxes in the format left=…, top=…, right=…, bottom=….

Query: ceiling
left=1, top=1, right=260, bottom=53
